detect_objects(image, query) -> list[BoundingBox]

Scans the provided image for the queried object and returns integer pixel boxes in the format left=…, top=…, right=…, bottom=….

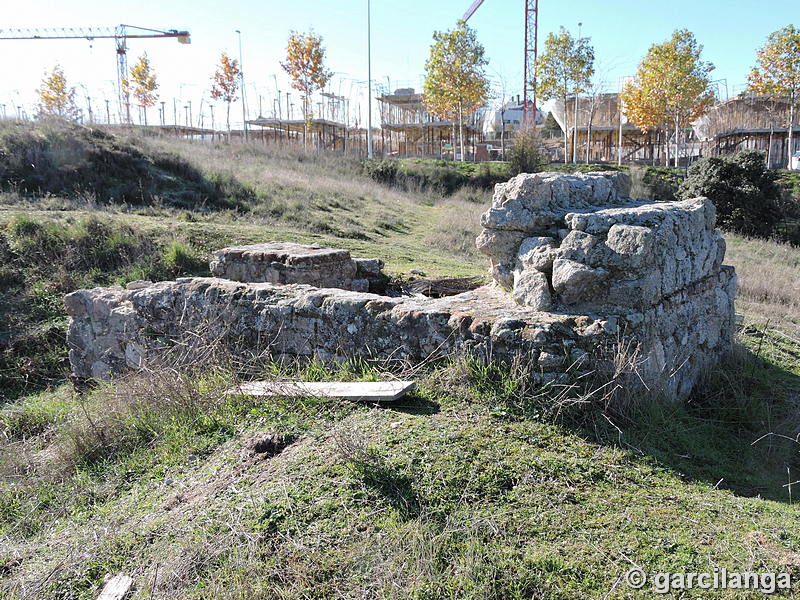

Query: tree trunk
left=458, top=101, right=465, bottom=163
left=562, top=94, right=568, bottom=164
left=226, top=102, right=231, bottom=140
left=572, top=94, right=579, bottom=163
left=674, top=120, right=680, bottom=168
left=768, top=127, right=773, bottom=168
left=788, top=98, right=795, bottom=170
left=500, top=108, right=505, bottom=159
left=585, top=105, right=593, bottom=164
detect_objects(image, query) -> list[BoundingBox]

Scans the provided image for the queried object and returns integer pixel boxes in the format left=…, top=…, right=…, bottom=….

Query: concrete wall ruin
left=64, top=171, right=737, bottom=401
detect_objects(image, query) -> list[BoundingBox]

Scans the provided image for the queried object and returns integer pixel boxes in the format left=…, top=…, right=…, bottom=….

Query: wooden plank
left=227, top=380, right=416, bottom=403
left=96, top=575, right=134, bottom=600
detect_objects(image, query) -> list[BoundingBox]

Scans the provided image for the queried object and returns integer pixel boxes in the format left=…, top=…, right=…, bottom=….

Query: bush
left=507, top=126, right=548, bottom=176
left=362, top=158, right=399, bottom=185
left=161, top=240, right=206, bottom=276
left=0, top=119, right=253, bottom=210
left=679, top=150, right=782, bottom=237
left=629, top=166, right=683, bottom=202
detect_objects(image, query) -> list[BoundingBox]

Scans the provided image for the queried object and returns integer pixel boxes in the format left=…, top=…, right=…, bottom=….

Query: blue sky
left=0, top=0, right=794, bottom=126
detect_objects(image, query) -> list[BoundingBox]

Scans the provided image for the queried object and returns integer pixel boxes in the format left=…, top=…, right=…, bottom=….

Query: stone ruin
left=64, top=171, right=737, bottom=401
left=209, top=242, right=388, bottom=293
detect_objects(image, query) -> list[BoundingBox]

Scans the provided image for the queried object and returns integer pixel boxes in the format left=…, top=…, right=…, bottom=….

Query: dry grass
left=724, top=234, right=800, bottom=334
left=425, top=197, right=487, bottom=260
left=140, top=135, right=438, bottom=210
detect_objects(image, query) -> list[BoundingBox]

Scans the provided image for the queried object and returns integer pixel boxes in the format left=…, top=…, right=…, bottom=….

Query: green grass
left=1, top=343, right=799, bottom=599
left=1, top=126, right=800, bottom=598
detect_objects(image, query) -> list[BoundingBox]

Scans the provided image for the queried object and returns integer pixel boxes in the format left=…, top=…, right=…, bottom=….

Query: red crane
left=462, top=0, right=539, bottom=125
left=0, top=25, right=191, bottom=123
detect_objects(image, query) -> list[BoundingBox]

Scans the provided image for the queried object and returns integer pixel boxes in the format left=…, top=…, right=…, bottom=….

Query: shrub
left=162, top=240, right=205, bottom=276
left=0, top=119, right=252, bottom=210
left=679, top=150, right=782, bottom=237
left=628, top=166, right=683, bottom=202
left=362, top=158, right=399, bottom=185
left=507, top=126, right=548, bottom=176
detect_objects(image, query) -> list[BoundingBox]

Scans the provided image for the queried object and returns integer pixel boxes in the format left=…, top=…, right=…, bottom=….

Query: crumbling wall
left=210, top=242, right=388, bottom=293
left=476, top=171, right=726, bottom=311
left=63, top=172, right=737, bottom=402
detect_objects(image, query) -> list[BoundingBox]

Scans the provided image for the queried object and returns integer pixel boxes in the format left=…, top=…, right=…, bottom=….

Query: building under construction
left=549, top=93, right=699, bottom=165
left=693, top=94, right=800, bottom=168
left=377, top=88, right=481, bottom=159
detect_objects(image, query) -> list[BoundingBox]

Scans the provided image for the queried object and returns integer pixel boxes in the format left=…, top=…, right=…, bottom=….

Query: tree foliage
left=210, top=52, right=241, bottom=132
left=36, top=65, right=81, bottom=121
left=621, top=29, right=714, bottom=166
left=535, top=27, right=594, bottom=163
left=423, top=21, right=489, bottom=161
left=281, top=30, right=333, bottom=121
left=130, top=53, right=158, bottom=109
left=679, top=150, right=782, bottom=237
left=542, top=111, right=562, bottom=137
left=747, top=25, right=800, bottom=168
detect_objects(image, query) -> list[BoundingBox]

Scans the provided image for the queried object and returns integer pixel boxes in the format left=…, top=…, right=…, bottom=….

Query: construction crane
left=0, top=25, right=191, bottom=123
left=462, top=0, right=538, bottom=125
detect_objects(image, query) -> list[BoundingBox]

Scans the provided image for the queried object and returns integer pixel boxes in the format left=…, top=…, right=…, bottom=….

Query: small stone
left=551, top=259, right=609, bottom=305
left=516, top=236, right=557, bottom=271
left=512, top=270, right=552, bottom=310
left=538, top=351, right=565, bottom=368
left=601, top=317, right=619, bottom=335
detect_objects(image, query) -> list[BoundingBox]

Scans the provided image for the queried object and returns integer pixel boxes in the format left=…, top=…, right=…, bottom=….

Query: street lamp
left=236, top=29, right=248, bottom=141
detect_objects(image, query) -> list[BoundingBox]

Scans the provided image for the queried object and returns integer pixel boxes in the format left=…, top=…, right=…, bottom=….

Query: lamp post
left=236, top=29, right=248, bottom=141
left=366, top=0, right=373, bottom=158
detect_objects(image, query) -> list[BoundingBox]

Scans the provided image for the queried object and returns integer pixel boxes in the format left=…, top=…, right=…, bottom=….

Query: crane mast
left=0, top=25, right=191, bottom=123
left=462, top=0, right=539, bottom=125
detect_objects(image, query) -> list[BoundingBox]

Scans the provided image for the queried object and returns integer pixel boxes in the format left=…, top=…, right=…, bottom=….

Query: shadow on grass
left=379, top=392, right=440, bottom=416
left=587, top=336, right=800, bottom=503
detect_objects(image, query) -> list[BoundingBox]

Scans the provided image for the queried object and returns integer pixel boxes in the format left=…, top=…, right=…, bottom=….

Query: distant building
left=377, top=88, right=481, bottom=159
left=693, top=94, right=800, bottom=169
left=480, top=96, right=543, bottom=139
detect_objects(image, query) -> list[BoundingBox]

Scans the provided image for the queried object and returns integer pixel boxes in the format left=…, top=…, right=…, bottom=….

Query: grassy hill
left=1, top=122, right=799, bottom=599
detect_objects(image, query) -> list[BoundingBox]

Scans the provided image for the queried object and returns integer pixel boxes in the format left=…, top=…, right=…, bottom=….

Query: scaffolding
left=693, top=95, right=800, bottom=168
left=377, top=88, right=481, bottom=158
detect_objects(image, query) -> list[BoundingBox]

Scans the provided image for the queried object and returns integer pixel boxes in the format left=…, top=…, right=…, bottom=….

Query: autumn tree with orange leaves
left=423, top=21, right=490, bottom=162
left=621, top=30, right=714, bottom=167
left=36, top=65, right=82, bottom=121
left=747, top=25, right=800, bottom=169
left=281, top=30, right=332, bottom=146
left=210, top=52, right=241, bottom=134
left=130, top=53, right=158, bottom=126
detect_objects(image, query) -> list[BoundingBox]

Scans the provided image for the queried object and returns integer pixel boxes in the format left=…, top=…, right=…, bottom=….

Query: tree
left=423, top=21, right=490, bottom=162
left=129, top=53, right=158, bottom=126
left=542, top=112, right=562, bottom=138
left=36, top=65, right=81, bottom=121
left=747, top=25, right=800, bottom=169
left=281, top=30, right=332, bottom=148
left=583, top=65, right=612, bottom=164
left=491, top=70, right=511, bottom=158
left=210, top=52, right=241, bottom=134
left=535, top=26, right=594, bottom=164
left=621, top=29, right=714, bottom=167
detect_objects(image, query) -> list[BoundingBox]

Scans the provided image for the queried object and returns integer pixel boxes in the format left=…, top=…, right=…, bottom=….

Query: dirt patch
left=244, top=432, right=297, bottom=458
